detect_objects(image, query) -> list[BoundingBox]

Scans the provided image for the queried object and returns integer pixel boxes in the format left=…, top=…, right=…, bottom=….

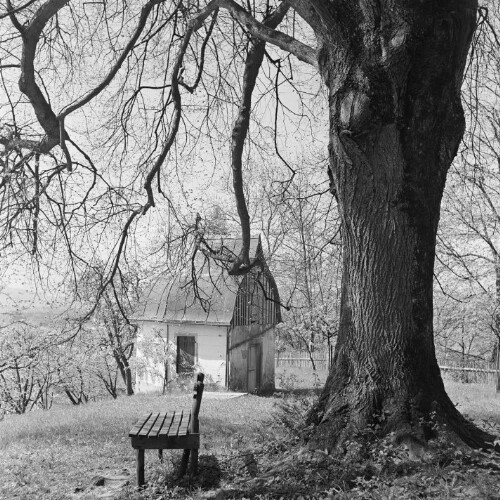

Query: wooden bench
left=129, top=373, right=204, bottom=487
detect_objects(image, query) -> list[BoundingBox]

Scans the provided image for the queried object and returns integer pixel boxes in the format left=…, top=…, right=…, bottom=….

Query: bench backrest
left=190, top=372, right=204, bottom=434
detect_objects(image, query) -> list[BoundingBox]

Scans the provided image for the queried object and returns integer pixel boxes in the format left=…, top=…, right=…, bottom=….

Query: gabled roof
left=133, top=236, right=265, bottom=326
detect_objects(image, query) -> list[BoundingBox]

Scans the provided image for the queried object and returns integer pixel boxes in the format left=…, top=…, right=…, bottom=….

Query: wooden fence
left=275, top=351, right=499, bottom=385
left=275, top=350, right=331, bottom=371
left=438, top=360, right=499, bottom=385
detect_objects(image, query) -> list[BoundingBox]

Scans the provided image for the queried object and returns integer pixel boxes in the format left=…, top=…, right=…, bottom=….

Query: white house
left=133, top=236, right=281, bottom=392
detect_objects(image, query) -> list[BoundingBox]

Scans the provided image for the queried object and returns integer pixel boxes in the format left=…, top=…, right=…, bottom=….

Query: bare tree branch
left=218, top=0, right=317, bottom=67
left=230, top=2, right=289, bottom=274
left=5, top=0, right=25, bottom=32
left=1, top=0, right=38, bottom=20
left=58, top=0, right=165, bottom=120
left=17, top=0, right=70, bottom=153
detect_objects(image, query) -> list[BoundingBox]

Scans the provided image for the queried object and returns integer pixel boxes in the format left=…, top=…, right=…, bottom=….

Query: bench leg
left=190, top=449, right=199, bottom=475
left=136, top=449, right=145, bottom=487
left=178, top=449, right=190, bottom=477
left=158, top=449, right=163, bottom=463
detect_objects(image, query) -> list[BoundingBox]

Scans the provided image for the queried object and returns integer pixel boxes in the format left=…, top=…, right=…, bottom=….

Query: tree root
left=307, top=388, right=500, bottom=456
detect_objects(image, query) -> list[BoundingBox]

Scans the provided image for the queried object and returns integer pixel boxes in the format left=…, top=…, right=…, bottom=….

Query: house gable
left=133, top=236, right=280, bottom=326
left=233, top=271, right=280, bottom=327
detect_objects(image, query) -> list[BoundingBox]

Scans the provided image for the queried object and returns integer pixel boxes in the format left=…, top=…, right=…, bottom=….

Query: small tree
left=78, top=265, right=139, bottom=395
left=136, top=327, right=177, bottom=394
left=56, top=332, right=119, bottom=403
left=0, top=325, right=58, bottom=414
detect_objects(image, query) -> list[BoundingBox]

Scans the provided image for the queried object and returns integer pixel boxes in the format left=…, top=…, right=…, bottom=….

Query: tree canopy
left=0, top=0, right=326, bottom=284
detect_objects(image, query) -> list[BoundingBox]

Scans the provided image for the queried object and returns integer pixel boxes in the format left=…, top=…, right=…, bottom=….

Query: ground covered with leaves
left=1, top=376, right=500, bottom=499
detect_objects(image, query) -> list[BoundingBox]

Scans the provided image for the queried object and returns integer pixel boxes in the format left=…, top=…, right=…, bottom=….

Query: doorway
left=247, top=343, right=262, bottom=391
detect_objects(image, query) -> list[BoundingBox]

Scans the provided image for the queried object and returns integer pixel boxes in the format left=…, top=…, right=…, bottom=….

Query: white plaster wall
left=135, top=320, right=228, bottom=393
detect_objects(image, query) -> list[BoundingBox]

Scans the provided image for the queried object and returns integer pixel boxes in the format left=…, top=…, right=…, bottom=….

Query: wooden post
left=191, top=373, right=205, bottom=434
left=136, top=449, right=145, bottom=487
left=190, top=449, right=199, bottom=475
left=189, top=372, right=204, bottom=474
left=178, top=449, right=190, bottom=477
left=179, top=373, right=204, bottom=476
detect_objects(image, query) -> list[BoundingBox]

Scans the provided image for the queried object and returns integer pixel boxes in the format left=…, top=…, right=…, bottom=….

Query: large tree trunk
left=494, top=253, right=500, bottom=393
left=306, top=0, right=494, bottom=450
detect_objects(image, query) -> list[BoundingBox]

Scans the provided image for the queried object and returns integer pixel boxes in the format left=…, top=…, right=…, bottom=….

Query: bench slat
left=129, top=412, right=152, bottom=437
left=177, top=412, right=191, bottom=436
left=167, top=410, right=184, bottom=437
left=148, top=412, right=167, bottom=438
left=138, top=413, right=160, bottom=437
left=158, top=412, right=175, bottom=438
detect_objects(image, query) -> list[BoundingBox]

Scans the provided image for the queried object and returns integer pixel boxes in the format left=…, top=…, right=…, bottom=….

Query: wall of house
left=135, top=320, right=228, bottom=393
left=228, top=324, right=275, bottom=392
left=262, top=326, right=276, bottom=390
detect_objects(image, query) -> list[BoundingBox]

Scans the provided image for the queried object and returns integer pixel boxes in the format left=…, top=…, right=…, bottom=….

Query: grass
left=445, top=378, right=500, bottom=425
left=1, top=373, right=500, bottom=499
left=1, top=391, right=279, bottom=499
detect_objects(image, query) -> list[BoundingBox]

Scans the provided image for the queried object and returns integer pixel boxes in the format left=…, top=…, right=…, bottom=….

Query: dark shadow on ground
left=194, top=454, right=222, bottom=489
left=164, top=454, right=222, bottom=491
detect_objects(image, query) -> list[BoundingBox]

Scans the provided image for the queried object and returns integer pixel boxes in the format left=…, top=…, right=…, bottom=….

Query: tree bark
left=494, top=253, right=500, bottom=393
left=306, top=0, right=495, bottom=450
left=125, top=364, right=134, bottom=396
left=112, top=352, right=134, bottom=396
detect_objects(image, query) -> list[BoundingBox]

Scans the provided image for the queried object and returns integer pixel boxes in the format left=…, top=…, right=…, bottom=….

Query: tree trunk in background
left=124, top=362, right=134, bottom=396
left=305, top=0, right=494, bottom=449
left=113, top=352, right=134, bottom=396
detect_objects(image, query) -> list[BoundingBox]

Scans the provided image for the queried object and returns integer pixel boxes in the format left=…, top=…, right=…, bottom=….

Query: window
left=176, top=336, right=196, bottom=373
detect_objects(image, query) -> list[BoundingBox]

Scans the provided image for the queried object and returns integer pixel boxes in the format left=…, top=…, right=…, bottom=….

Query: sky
left=0, top=258, right=74, bottom=327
